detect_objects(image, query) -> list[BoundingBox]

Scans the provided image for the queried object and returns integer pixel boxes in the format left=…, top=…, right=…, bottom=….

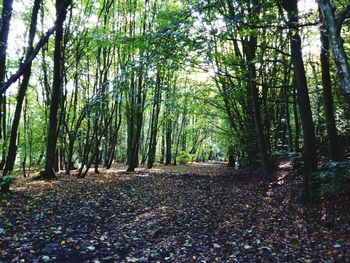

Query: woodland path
left=0, top=163, right=349, bottom=262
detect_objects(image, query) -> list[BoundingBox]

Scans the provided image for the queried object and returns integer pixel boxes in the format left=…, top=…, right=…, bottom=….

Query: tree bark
left=319, top=11, right=344, bottom=161
left=165, top=109, right=172, bottom=166
left=147, top=70, right=162, bottom=169
left=318, top=0, right=350, bottom=102
left=282, top=60, right=293, bottom=151
left=0, top=0, right=13, bottom=171
left=281, top=0, right=318, bottom=201
left=245, top=34, right=271, bottom=177
left=41, top=0, right=71, bottom=179
left=1, top=0, right=41, bottom=192
left=0, top=0, right=13, bottom=89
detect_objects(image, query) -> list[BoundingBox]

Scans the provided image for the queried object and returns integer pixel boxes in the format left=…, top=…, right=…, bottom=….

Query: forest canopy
left=0, top=0, right=349, bottom=201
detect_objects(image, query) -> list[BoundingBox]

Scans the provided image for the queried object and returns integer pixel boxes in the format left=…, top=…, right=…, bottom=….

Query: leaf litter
left=0, top=163, right=349, bottom=262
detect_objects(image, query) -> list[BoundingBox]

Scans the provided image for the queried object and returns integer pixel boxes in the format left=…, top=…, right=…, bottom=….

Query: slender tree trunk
left=0, top=0, right=14, bottom=171
left=106, top=101, right=122, bottom=169
left=22, top=97, right=28, bottom=177
left=28, top=122, right=33, bottom=177
left=282, top=60, right=293, bottom=151
left=319, top=11, right=344, bottom=161
left=310, top=62, right=322, bottom=138
left=281, top=0, right=318, bottom=201
left=292, top=85, right=300, bottom=152
left=160, top=119, right=165, bottom=164
left=41, top=0, right=71, bottom=179
left=165, top=113, right=172, bottom=166
left=318, top=0, right=350, bottom=102
left=1, top=0, right=40, bottom=192
left=126, top=72, right=145, bottom=172
left=54, top=149, right=59, bottom=172
left=245, top=34, right=271, bottom=177
left=227, top=142, right=237, bottom=167
left=147, top=70, right=162, bottom=169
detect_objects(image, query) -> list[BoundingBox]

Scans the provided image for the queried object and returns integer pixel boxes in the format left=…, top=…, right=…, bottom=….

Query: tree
left=1, top=0, right=41, bottom=192
left=244, top=0, right=271, bottom=177
left=319, top=9, right=344, bottom=161
left=280, top=0, right=318, bottom=201
left=147, top=69, right=162, bottom=169
left=40, top=0, right=72, bottom=179
left=0, top=0, right=14, bottom=170
left=318, top=0, right=350, bottom=102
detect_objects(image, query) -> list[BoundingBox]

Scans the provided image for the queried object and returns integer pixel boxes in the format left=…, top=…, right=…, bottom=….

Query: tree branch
left=0, top=26, right=56, bottom=94
left=0, top=0, right=72, bottom=95
left=337, top=3, right=350, bottom=32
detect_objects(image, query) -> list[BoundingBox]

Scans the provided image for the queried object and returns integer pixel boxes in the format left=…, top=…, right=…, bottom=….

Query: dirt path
left=0, top=163, right=349, bottom=262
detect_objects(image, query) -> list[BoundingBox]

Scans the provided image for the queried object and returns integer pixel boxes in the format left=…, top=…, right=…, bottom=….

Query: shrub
left=176, top=152, right=192, bottom=165
left=271, top=149, right=290, bottom=160
left=312, top=161, right=350, bottom=196
left=0, top=173, right=17, bottom=188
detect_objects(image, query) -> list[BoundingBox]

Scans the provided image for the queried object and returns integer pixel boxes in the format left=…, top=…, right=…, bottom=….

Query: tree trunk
left=227, top=144, right=236, bottom=167
left=41, top=0, right=71, bottom=180
left=160, top=120, right=165, bottom=164
left=126, top=71, right=145, bottom=172
left=282, top=60, right=293, bottom=152
left=1, top=0, right=39, bottom=192
left=281, top=0, right=318, bottom=201
left=293, top=85, right=300, bottom=153
left=165, top=116, right=172, bottom=166
left=0, top=0, right=14, bottom=172
left=310, top=62, right=322, bottom=138
left=319, top=10, right=344, bottom=161
left=147, top=70, right=162, bottom=169
left=245, top=33, right=271, bottom=177
left=318, top=0, right=350, bottom=102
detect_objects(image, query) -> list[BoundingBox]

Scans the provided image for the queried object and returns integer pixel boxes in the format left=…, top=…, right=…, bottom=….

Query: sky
left=299, top=0, right=318, bottom=13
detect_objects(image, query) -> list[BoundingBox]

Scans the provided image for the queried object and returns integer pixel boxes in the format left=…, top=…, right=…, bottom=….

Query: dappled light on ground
left=1, top=163, right=349, bottom=262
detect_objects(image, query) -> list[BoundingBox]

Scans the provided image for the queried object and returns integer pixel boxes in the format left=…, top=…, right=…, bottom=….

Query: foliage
left=176, top=151, right=192, bottom=165
left=0, top=0, right=349, bottom=187
left=271, top=149, right=291, bottom=161
left=312, top=161, right=350, bottom=196
left=0, top=173, right=17, bottom=187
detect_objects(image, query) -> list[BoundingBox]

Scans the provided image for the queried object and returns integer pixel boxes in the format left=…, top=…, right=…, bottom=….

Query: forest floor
left=0, top=162, right=350, bottom=262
